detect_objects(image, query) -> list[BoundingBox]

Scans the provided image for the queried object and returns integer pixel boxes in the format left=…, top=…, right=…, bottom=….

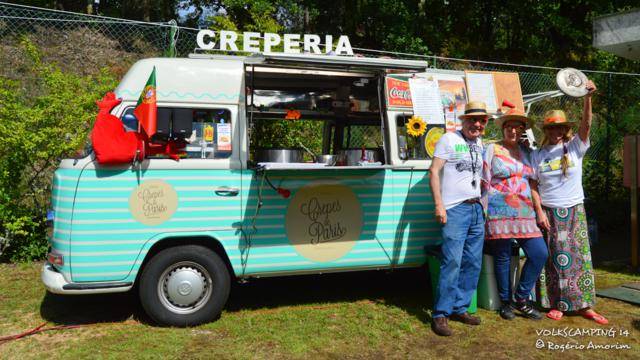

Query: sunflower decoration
left=406, top=116, right=426, bottom=137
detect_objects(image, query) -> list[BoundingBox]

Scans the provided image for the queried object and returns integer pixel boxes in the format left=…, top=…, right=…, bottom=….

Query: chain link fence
left=2, top=2, right=639, bottom=200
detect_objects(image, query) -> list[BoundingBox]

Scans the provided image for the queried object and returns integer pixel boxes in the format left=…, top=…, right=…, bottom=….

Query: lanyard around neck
left=459, top=131, right=479, bottom=188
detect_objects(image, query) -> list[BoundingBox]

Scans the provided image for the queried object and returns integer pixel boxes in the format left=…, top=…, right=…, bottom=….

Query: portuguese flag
left=134, top=67, right=157, bottom=138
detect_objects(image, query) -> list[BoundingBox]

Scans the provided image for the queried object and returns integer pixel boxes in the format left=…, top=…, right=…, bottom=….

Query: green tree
left=0, top=38, right=117, bottom=261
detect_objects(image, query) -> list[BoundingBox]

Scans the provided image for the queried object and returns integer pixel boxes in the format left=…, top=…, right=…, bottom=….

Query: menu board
left=465, top=71, right=498, bottom=113
left=216, top=123, right=231, bottom=151
left=385, top=73, right=469, bottom=130
left=408, top=76, right=444, bottom=124
left=435, top=74, right=467, bottom=132
left=493, top=72, right=525, bottom=112
left=464, top=70, right=524, bottom=114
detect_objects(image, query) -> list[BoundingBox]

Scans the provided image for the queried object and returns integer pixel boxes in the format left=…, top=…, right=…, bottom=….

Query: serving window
left=120, top=107, right=233, bottom=159
left=246, top=65, right=386, bottom=166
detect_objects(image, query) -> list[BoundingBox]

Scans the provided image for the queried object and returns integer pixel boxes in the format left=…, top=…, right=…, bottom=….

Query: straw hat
left=541, top=109, right=577, bottom=128
left=495, top=108, right=533, bottom=129
left=458, top=101, right=489, bottom=120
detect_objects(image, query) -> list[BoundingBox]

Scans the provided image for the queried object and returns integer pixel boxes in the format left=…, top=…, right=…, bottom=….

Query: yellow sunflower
left=406, top=116, right=426, bottom=137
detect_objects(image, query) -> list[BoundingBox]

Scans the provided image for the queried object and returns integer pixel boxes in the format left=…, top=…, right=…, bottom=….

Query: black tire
left=138, top=245, right=230, bottom=327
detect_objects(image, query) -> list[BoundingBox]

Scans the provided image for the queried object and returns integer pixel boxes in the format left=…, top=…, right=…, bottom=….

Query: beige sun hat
left=495, top=108, right=533, bottom=129
left=541, top=109, right=577, bottom=128
left=458, top=101, right=489, bottom=120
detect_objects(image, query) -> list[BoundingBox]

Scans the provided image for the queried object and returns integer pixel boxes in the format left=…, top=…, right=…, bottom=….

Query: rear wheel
left=139, top=245, right=230, bottom=326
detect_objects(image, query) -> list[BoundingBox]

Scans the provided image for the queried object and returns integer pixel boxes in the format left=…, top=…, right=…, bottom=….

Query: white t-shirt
left=531, top=136, right=590, bottom=208
left=433, top=131, right=483, bottom=209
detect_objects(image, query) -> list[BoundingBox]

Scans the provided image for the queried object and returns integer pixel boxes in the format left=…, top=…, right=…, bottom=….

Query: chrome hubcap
left=158, top=261, right=212, bottom=314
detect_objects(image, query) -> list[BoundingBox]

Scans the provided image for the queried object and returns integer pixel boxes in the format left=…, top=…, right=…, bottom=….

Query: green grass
left=0, top=262, right=639, bottom=359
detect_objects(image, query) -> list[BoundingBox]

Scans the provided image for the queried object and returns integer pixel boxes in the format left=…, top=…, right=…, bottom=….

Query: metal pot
left=255, top=148, right=303, bottom=163
left=337, top=148, right=382, bottom=166
left=315, top=154, right=339, bottom=165
left=296, top=141, right=338, bottom=165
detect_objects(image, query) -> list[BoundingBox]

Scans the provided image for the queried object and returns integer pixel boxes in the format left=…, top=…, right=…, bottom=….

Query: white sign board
left=197, top=30, right=354, bottom=55
left=408, top=76, right=444, bottom=124
left=465, top=71, right=498, bottom=113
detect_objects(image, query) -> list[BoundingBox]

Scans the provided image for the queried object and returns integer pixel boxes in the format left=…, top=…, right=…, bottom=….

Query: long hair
left=541, top=127, right=573, bottom=177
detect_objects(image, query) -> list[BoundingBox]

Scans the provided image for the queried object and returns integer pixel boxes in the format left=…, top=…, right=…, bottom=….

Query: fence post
left=165, top=19, right=178, bottom=57
left=605, top=73, right=612, bottom=201
left=632, top=135, right=638, bottom=269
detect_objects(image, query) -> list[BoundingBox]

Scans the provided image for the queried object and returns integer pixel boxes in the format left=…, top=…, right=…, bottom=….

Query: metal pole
left=605, top=74, right=612, bottom=201
left=165, top=20, right=178, bottom=57
left=631, top=135, right=638, bottom=269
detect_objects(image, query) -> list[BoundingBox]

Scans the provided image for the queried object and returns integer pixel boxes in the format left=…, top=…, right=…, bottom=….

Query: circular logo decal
left=286, top=183, right=363, bottom=262
left=424, top=127, right=445, bottom=158
left=129, top=180, right=178, bottom=226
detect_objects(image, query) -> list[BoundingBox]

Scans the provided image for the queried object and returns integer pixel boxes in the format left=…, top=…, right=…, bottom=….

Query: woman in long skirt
left=530, top=80, right=607, bottom=324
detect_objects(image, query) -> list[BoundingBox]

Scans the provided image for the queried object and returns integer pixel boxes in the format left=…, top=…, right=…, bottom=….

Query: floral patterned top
left=482, top=143, right=542, bottom=239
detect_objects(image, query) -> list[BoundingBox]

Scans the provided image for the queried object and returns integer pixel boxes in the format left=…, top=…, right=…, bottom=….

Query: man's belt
left=463, top=198, right=480, bottom=204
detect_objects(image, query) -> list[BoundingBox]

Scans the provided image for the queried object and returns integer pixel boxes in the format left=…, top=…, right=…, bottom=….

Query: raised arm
left=578, top=80, right=596, bottom=142
left=429, top=157, right=447, bottom=224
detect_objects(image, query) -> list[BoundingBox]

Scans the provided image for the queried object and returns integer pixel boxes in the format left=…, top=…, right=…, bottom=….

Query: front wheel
left=139, top=245, right=230, bottom=326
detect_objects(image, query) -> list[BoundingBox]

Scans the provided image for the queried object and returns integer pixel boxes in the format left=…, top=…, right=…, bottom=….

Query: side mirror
left=122, top=113, right=138, bottom=132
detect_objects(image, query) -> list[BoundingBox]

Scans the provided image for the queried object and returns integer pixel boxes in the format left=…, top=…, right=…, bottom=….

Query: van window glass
left=396, top=114, right=430, bottom=160
left=120, top=107, right=233, bottom=159
left=185, top=108, right=232, bottom=159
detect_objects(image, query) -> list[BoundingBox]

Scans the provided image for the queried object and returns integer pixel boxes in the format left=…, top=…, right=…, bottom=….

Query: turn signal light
left=47, top=252, right=64, bottom=266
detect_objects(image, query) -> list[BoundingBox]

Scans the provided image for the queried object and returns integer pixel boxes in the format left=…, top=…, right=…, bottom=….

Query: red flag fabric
left=134, top=67, right=157, bottom=138
left=91, top=93, right=143, bottom=164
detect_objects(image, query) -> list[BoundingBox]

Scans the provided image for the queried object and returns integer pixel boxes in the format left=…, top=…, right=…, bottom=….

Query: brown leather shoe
left=431, top=317, right=452, bottom=336
left=450, top=312, right=481, bottom=325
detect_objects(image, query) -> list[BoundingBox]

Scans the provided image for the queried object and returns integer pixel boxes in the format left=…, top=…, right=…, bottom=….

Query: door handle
left=215, top=186, right=239, bottom=196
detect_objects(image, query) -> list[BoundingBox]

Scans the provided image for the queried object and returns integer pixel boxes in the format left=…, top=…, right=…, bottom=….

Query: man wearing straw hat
left=429, top=101, right=489, bottom=336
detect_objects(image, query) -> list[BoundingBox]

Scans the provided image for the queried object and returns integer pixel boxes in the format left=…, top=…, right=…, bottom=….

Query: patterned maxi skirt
left=537, top=204, right=596, bottom=311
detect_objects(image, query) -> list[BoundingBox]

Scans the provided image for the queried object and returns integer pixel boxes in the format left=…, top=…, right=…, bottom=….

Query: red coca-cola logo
left=389, top=87, right=411, bottom=100
left=386, top=78, right=413, bottom=107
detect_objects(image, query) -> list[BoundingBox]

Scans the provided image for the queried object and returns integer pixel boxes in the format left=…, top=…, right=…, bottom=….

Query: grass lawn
left=0, top=261, right=638, bottom=359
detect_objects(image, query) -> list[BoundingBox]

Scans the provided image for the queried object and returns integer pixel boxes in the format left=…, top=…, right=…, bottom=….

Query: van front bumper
left=41, top=262, right=133, bottom=295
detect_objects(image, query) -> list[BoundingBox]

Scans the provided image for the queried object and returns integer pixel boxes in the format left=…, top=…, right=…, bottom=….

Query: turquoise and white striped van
left=42, top=53, right=448, bottom=326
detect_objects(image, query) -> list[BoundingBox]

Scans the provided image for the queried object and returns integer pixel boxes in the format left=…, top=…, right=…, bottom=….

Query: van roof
left=114, top=57, right=245, bottom=105
left=114, top=54, right=432, bottom=105
left=190, top=52, right=431, bottom=71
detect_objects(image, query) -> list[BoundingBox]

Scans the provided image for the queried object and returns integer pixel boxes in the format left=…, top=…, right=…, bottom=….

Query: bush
left=0, top=38, right=118, bottom=262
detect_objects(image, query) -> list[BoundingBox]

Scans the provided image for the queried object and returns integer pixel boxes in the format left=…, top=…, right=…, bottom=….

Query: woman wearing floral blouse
left=482, top=108, right=548, bottom=320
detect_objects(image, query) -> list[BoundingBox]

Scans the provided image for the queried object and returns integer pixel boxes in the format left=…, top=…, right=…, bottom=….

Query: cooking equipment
left=255, top=148, right=303, bottom=163
left=556, top=68, right=589, bottom=98
left=315, top=154, right=339, bottom=165
left=337, top=148, right=382, bottom=166
left=298, top=141, right=338, bottom=165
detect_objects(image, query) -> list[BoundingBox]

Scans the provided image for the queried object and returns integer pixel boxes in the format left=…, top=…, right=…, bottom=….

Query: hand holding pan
left=556, top=68, right=590, bottom=98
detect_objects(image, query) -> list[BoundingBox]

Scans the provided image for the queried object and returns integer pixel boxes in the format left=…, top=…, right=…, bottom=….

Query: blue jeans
left=487, top=237, right=548, bottom=302
left=433, top=202, right=484, bottom=318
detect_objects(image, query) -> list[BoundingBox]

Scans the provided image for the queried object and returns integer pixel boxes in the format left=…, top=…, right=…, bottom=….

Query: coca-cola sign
left=386, top=77, right=413, bottom=108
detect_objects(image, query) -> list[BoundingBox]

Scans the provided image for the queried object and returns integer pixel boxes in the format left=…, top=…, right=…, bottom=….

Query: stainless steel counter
left=256, top=162, right=414, bottom=170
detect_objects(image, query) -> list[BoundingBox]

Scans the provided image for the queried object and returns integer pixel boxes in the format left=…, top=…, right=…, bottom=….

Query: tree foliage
left=0, top=38, right=118, bottom=261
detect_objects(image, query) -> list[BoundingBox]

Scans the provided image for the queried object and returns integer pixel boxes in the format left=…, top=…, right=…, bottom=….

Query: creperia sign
left=196, top=30, right=354, bottom=55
